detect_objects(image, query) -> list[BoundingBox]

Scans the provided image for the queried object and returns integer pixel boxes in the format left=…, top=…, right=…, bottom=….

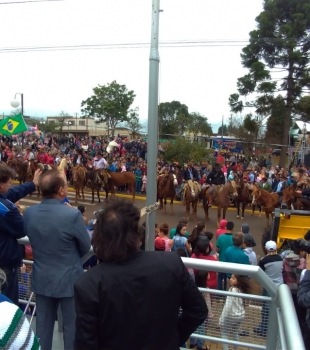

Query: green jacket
left=258, top=181, right=272, bottom=193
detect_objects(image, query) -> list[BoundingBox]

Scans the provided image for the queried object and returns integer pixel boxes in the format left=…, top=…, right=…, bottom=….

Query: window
left=79, top=120, right=85, bottom=126
left=49, top=120, right=55, bottom=124
left=69, top=120, right=75, bottom=126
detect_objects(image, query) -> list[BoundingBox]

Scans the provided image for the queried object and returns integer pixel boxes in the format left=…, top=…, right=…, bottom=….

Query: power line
left=0, top=0, right=63, bottom=4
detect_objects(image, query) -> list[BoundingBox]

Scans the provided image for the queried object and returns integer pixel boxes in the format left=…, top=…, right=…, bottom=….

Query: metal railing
left=17, top=238, right=304, bottom=350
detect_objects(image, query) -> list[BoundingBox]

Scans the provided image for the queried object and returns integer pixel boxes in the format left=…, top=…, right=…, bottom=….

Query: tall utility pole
left=221, top=115, right=224, bottom=153
left=145, top=0, right=160, bottom=251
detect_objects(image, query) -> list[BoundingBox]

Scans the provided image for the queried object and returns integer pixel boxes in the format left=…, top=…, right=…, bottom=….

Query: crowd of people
left=1, top=133, right=310, bottom=349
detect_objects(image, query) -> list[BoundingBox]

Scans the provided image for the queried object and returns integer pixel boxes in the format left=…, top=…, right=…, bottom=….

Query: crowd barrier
left=17, top=239, right=305, bottom=350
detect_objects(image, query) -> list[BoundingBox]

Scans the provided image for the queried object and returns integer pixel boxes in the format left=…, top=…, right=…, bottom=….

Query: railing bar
left=198, top=287, right=271, bottom=301
left=276, top=308, right=287, bottom=350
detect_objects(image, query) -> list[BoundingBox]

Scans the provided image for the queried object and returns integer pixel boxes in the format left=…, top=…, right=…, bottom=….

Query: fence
left=17, top=239, right=305, bottom=350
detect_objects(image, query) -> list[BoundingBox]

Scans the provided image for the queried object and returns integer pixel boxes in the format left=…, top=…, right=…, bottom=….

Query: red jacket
left=38, top=152, right=49, bottom=164
left=191, top=253, right=218, bottom=289
left=46, top=156, right=55, bottom=165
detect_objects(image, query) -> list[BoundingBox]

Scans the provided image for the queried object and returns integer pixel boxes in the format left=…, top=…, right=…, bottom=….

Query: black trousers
left=0, top=266, right=19, bottom=305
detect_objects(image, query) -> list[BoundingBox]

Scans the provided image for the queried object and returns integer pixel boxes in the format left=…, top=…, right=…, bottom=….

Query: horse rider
left=93, top=151, right=108, bottom=170
left=183, top=161, right=200, bottom=193
left=258, top=176, right=272, bottom=192
left=23, top=146, right=35, bottom=175
left=275, top=175, right=288, bottom=203
left=73, top=149, right=87, bottom=167
left=206, top=163, right=225, bottom=207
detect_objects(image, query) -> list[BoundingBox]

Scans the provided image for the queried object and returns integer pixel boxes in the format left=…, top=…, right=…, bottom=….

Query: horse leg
left=170, top=198, right=174, bottom=215
left=186, top=201, right=190, bottom=221
left=81, top=186, right=85, bottom=200
left=75, top=187, right=78, bottom=204
left=132, top=181, right=136, bottom=202
left=163, top=198, right=167, bottom=215
left=97, top=188, right=100, bottom=203
left=251, top=205, right=255, bottom=217
left=194, top=201, right=197, bottom=222
left=91, top=189, right=94, bottom=204
left=258, top=204, right=262, bottom=218
left=236, top=200, right=240, bottom=219
left=217, top=207, right=221, bottom=228
left=241, top=202, right=246, bottom=220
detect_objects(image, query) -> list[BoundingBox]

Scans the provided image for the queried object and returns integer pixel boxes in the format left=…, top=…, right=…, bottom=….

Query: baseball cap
left=154, top=238, right=165, bottom=251
left=265, top=240, right=277, bottom=251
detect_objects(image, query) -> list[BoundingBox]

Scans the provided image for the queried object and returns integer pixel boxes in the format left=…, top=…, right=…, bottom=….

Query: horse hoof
left=236, top=215, right=240, bottom=219
left=258, top=215, right=261, bottom=218
left=241, top=217, right=244, bottom=221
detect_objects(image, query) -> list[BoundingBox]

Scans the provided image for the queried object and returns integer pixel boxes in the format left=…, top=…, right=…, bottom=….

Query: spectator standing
left=134, top=166, right=142, bottom=194
left=24, top=170, right=91, bottom=350
left=254, top=241, right=283, bottom=336
left=170, top=217, right=190, bottom=239
left=171, top=223, right=191, bottom=256
left=0, top=165, right=41, bottom=304
left=74, top=198, right=207, bottom=350
left=216, top=221, right=234, bottom=290
left=240, top=223, right=256, bottom=247
left=219, top=274, right=251, bottom=350
left=141, top=172, right=147, bottom=192
left=155, top=223, right=173, bottom=252
left=188, top=221, right=207, bottom=253
left=225, top=233, right=250, bottom=273
left=243, top=235, right=257, bottom=266
left=216, top=219, right=227, bottom=239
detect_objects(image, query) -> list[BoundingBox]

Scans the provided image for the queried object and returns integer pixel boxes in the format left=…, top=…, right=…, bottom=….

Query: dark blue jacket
left=0, top=182, right=35, bottom=268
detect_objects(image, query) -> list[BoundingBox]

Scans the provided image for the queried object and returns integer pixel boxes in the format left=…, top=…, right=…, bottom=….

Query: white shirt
left=93, top=157, right=107, bottom=169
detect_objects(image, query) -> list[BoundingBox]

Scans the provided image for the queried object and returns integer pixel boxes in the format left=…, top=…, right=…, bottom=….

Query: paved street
left=19, top=188, right=267, bottom=259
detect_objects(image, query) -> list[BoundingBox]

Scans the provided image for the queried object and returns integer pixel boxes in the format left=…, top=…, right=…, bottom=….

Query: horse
left=184, top=180, right=200, bottom=222
left=251, top=186, right=279, bottom=227
left=86, top=169, right=105, bottom=203
left=58, top=158, right=68, bottom=174
left=72, top=165, right=87, bottom=203
left=102, top=170, right=136, bottom=201
left=7, top=157, right=32, bottom=184
left=204, top=180, right=238, bottom=227
left=282, top=184, right=310, bottom=210
left=157, top=173, right=178, bottom=215
left=234, top=177, right=252, bottom=220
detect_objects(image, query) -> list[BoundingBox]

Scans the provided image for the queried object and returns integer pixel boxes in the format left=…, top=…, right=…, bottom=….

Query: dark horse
left=234, top=177, right=252, bottom=220
left=86, top=169, right=106, bottom=203
left=157, top=173, right=178, bottom=215
left=7, top=157, right=32, bottom=184
left=204, top=180, right=238, bottom=227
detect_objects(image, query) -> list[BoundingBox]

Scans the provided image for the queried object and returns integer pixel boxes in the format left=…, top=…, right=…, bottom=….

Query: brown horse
left=282, top=184, right=310, bottom=210
left=72, top=165, right=87, bottom=203
left=205, top=181, right=238, bottom=227
left=157, top=173, right=178, bottom=215
left=102, top=170, right=136, bottom=201
left=234, top=177, right=252, bottom=220
left=251, top=186, right=279, bottom=226
left=7, top=158, right=32, bottom=184
left=184, top=180, right=200, bottom=222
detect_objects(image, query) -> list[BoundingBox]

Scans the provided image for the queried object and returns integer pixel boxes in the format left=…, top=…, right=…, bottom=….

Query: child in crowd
left=219, top=274, right=251, bottom=350
left=243, top=235, right=257, bottom=265
left=188, top=221, right=207, bottom=253
left=154, top=223, right=173, bottom=252
left=216, top=220, right=227, bottom=239
left=189, top=270, right=211, bottom=350
left=141, top=172, right=147, bottom=192
left=171, top=223, right=191, bottom=256
left=191, top=236, right=218, bottom=289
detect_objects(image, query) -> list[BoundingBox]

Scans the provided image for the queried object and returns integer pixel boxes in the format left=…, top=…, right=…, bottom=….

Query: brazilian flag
left=0, top=114, right=28, bottom=136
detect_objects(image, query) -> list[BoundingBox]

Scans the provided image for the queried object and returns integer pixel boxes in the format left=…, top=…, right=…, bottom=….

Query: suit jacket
left=183, top=167, right=199, bottom=181
left=74, top=251, right=208, bottom=350
left=24, top=198, right=91, bottom=298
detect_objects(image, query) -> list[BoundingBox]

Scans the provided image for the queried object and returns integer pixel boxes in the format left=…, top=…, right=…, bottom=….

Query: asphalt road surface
left=19, top=188, right=266, bottom=259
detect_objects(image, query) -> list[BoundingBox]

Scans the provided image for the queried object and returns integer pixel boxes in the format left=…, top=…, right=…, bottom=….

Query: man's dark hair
left=233, top=232, right=244, bottom=247
left=226, top=221, right=234, bottom=231
left=0, top=164, right=15, bottom=183
left=39, top=170, right=66, bottom=198
left=92, top=198, right=141, bottom=262
left=304, top=230, right=310, bottom=241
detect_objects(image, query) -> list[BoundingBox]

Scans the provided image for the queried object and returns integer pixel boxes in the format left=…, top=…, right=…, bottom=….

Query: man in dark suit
left=24, top=170, right=91, bottom=350
left=74, top=198, right=208, bottom=350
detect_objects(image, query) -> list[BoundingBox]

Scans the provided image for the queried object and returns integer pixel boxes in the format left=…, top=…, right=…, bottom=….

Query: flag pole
left=21, top=93, right=24, bottom=150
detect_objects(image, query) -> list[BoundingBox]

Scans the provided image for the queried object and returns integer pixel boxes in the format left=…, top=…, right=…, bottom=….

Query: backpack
left=172, top=235, right=188, bottom=256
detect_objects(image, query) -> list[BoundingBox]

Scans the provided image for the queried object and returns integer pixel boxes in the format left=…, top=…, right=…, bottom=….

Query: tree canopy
left=81, top=81, right=135, bottom=137
left=126, top=107, right=143, bottom=138
left=188, top=112, right=212, bottom=137
left=163, top=138, right=213, bottom=165
left=229, top=0, right=310, bottom=166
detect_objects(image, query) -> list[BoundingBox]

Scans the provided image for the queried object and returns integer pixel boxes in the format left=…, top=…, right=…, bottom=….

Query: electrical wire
left=0, top=0, right=63, bottom=4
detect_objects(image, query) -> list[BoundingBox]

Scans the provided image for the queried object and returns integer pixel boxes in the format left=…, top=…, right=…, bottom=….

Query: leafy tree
left=295, top=96, right=310, bottom=122
left=126, top=107, right=143, bottom=138
left=158, top=101, right=190, bottom=137
left=229, top=0, right=310, bottom=166
left=265, top=96, right=287, bottom=144
left=218, top=124, right=228, bottom=135
left=164, top=138, right=213, bottom=165
left=81, top=81, right=135, bottom=138
left=188, top=112, right=212, bottom=137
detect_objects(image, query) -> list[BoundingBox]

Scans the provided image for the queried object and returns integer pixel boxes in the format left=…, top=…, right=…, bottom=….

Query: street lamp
left=39, top=120, right=46, bottom=132
left=10, top=93, right=24, bottom=149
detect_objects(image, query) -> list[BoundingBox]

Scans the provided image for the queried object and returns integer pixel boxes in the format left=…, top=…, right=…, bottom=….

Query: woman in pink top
left=155, top=223, right=173, bottom=251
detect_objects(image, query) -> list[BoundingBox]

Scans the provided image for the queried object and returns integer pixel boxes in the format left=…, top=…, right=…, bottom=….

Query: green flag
left=0, top=114, right=28, bottom=136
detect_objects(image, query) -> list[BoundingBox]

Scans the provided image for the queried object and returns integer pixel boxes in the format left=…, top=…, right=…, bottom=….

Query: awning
left=290, top=128, right=299, bottom=136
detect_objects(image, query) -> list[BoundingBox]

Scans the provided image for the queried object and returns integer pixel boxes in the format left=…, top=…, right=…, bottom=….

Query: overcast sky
left=0, top=0, right=264, bottom=131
